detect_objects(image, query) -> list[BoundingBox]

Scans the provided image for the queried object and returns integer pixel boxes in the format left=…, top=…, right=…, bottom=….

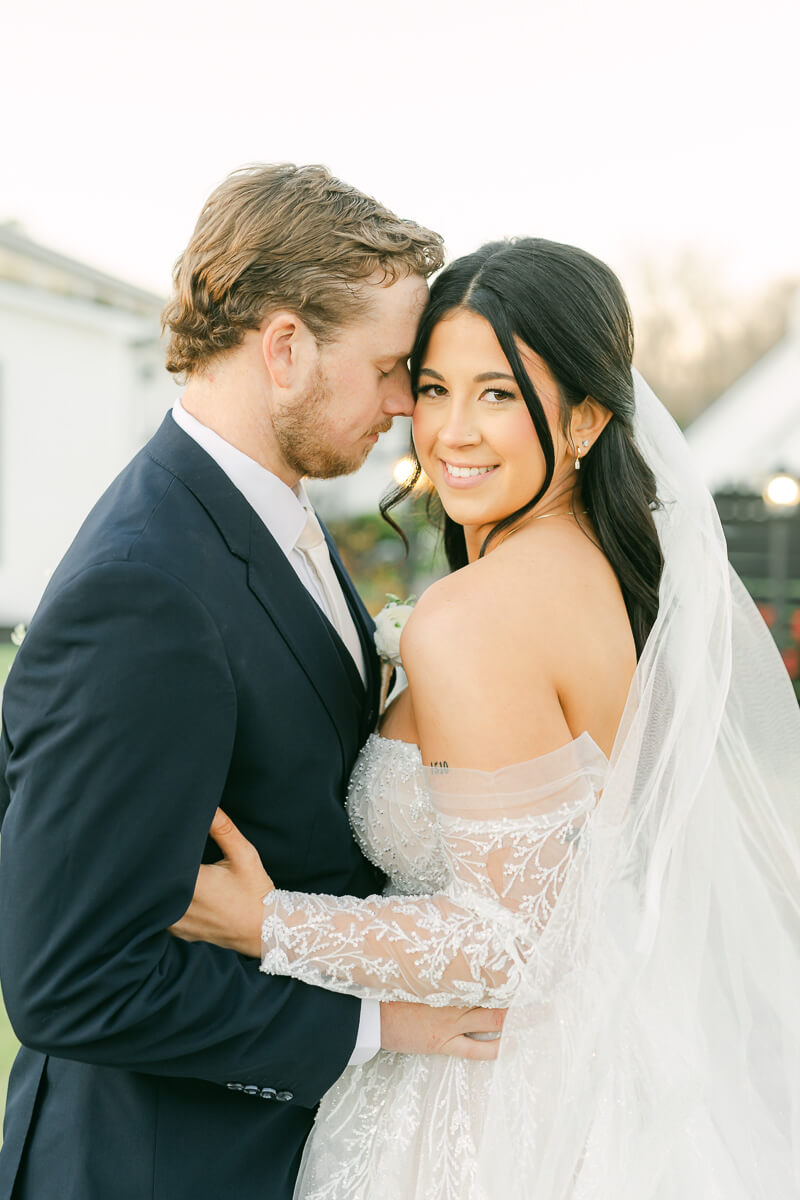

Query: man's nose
left=383, top=373, right=415, bottom=418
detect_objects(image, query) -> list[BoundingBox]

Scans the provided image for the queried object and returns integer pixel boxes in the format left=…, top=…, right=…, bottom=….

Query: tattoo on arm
left=430, top=761, right=449, bottom=774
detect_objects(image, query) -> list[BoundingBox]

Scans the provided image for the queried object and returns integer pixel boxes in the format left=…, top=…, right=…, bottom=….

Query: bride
left=172, top=239, right=800, bottom=1198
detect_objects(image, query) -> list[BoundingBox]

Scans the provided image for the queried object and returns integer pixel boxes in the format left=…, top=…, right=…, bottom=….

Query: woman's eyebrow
left=418, top=368, right=517, bottom=383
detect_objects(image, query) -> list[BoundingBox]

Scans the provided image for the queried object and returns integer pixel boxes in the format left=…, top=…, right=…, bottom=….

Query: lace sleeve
left=260, top=746, right=601, bottom=1007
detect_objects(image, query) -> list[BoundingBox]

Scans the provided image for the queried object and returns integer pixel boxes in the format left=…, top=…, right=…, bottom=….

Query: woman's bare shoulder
left=404, top=522, right=612, bottom=656
left=399, top=529, right=578, bottom=766
left=400, top=523, right=635, bottom=767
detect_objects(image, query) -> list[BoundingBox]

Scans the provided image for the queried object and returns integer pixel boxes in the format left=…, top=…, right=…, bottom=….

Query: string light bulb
left=763, top=473, right=800, bottom=508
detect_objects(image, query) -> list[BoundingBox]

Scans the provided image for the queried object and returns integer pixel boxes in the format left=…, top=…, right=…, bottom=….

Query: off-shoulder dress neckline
left=367, top=728, right=609, bottom=775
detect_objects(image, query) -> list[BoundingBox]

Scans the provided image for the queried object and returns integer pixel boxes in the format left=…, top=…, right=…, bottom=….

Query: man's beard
left=273, top=366, right=391, bottom=480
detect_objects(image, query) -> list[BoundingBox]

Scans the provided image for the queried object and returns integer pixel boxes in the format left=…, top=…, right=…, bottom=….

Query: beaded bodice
left=345, top=733, right=449, bottom=896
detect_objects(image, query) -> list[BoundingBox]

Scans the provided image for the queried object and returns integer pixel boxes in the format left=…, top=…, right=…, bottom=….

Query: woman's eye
left=483, top=388, right=514, bottom=404
left=415, top=384, right=446, bottom=399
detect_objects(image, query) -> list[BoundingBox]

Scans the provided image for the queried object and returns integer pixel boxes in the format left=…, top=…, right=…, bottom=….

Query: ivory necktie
left=296, top=508, right=366, bottom=683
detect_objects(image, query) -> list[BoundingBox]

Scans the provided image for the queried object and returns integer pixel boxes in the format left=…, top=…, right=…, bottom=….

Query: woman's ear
left=261, top=312, right=317, bottom=391
left=570, top=396, right=612, bottom=458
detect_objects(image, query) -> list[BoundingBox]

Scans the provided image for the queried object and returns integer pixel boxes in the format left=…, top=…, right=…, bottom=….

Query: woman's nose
left=437, top=402, right=481, bottom=447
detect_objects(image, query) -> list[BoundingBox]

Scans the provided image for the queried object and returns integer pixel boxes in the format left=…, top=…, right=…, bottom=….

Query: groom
left=0, top=165, right=502, bottom=1200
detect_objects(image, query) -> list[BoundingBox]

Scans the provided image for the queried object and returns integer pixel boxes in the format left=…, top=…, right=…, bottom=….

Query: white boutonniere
left=374, top=595, right=415, bottom=717
left=10, top=623, right=27, bottom=647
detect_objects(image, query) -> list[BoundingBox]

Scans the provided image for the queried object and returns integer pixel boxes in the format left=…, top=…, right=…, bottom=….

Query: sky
left=3, top=0, right=799, bottom=306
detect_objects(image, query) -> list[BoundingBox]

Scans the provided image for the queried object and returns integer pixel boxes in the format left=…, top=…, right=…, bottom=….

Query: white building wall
left=684, top=292, right=800, bottom=492
left=0, top=282, right=176, bottom=624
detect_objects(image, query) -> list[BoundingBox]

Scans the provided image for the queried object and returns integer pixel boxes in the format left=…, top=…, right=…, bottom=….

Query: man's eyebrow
left=417, top=368, right=517, bottom=383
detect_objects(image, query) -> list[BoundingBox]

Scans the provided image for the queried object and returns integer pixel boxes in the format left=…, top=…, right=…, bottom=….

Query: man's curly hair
left=162, top=163, right=444, bottom=377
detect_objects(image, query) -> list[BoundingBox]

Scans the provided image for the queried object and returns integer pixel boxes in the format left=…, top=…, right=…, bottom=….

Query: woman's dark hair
left=381, top=238, right=663, bottom=657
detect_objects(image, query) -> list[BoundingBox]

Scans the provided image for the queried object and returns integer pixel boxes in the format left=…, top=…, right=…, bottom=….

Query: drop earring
left=574, top=439, right=590, bottom=471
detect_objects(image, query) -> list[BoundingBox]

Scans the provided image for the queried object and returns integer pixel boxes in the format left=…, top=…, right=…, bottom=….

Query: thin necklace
left=497, top=507, right=589, bottom=548
left=533, top=510, right=588, bottom=520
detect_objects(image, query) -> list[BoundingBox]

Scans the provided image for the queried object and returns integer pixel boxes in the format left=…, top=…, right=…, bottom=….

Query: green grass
left=0, top=643, right=15, bottom=687
left=1, top=641, right=19, bottom=1133
left=0, top=1004, right=17, bottom=1131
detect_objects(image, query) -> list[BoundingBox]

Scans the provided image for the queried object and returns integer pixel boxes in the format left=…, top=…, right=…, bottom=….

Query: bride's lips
left=439, top=459, right=500, bottom=489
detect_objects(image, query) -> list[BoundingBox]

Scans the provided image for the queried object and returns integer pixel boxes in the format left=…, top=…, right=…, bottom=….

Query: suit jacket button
left=226, top=1083, right=244, bottom=1091
left=243, top=1085, right=260, bottom=1096
left=260, top=1087, right=277, bottom=1100
left=276, top=1090, right=293, bottom=1102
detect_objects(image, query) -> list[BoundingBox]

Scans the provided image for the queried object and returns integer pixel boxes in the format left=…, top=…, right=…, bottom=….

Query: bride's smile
left=439, top=461, right=499, bottom=485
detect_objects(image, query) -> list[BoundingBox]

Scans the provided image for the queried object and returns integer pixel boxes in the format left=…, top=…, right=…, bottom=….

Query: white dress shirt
left=171, top=398, right=380, bottom=1066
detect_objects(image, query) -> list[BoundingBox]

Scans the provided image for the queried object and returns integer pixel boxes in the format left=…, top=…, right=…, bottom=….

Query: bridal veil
left=478, top=370, right=800, bottom=1198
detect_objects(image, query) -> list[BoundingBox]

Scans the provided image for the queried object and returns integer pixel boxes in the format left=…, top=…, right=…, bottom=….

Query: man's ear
left=261, top=312, right=317, bottom=390
left=570, top=396, right=612, bottom=454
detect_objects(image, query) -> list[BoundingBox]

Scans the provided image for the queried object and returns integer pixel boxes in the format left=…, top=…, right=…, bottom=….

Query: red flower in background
left=757, top=602, right=776, bottom=628
left=791, top=608, right=800, bottom=643
left=781, top=647, right=800, bottom=680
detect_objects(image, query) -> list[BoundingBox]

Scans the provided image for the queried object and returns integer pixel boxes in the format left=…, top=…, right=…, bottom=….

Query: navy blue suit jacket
left=0, top=414, right=384, bottom=1199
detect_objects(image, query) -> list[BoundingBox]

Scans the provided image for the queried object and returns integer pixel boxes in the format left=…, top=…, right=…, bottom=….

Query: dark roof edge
left=0, top=222, right=166, bottom=308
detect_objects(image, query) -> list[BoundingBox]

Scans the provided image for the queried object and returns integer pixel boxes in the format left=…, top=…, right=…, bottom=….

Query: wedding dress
left=262, top=730, right=607, bottom=1200
left=261, top=372, right=800, bottom=1199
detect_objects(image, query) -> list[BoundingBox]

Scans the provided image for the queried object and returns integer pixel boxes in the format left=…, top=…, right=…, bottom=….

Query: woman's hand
left=169, top=809, right=273, bottom=958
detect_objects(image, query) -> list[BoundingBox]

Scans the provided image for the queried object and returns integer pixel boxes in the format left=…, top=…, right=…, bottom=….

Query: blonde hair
left=162, top=163, right=444, bottom=376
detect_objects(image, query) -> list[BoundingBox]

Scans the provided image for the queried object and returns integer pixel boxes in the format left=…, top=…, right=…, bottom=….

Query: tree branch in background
left=630, top=251, right=797, bottom=426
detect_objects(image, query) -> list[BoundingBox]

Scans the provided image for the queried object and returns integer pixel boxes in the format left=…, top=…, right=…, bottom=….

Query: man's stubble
left=273, top=364, right=392, bottom=480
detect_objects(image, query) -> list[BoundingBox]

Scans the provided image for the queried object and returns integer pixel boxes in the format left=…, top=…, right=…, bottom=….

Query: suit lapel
left=146, top=414, right=368, bottom=763
left=245, top=516, right=364, bottom=764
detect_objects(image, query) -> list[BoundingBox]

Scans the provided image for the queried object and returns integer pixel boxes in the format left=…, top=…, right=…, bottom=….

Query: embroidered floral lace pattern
left=264, top=733, right=607, bottom=1200
left=261, top=735, right=600, bottom=1007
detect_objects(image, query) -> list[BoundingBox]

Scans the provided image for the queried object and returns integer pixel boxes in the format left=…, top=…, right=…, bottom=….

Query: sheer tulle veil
left=478, top=370, right=800, bottom=1198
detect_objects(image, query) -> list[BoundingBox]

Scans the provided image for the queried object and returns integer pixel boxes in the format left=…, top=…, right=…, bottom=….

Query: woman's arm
left=174, top=789, right=590, bottom=1009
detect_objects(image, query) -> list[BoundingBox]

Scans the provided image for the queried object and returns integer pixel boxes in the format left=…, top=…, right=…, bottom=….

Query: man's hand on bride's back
left=380, top=1001, right=505, bottom=1061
